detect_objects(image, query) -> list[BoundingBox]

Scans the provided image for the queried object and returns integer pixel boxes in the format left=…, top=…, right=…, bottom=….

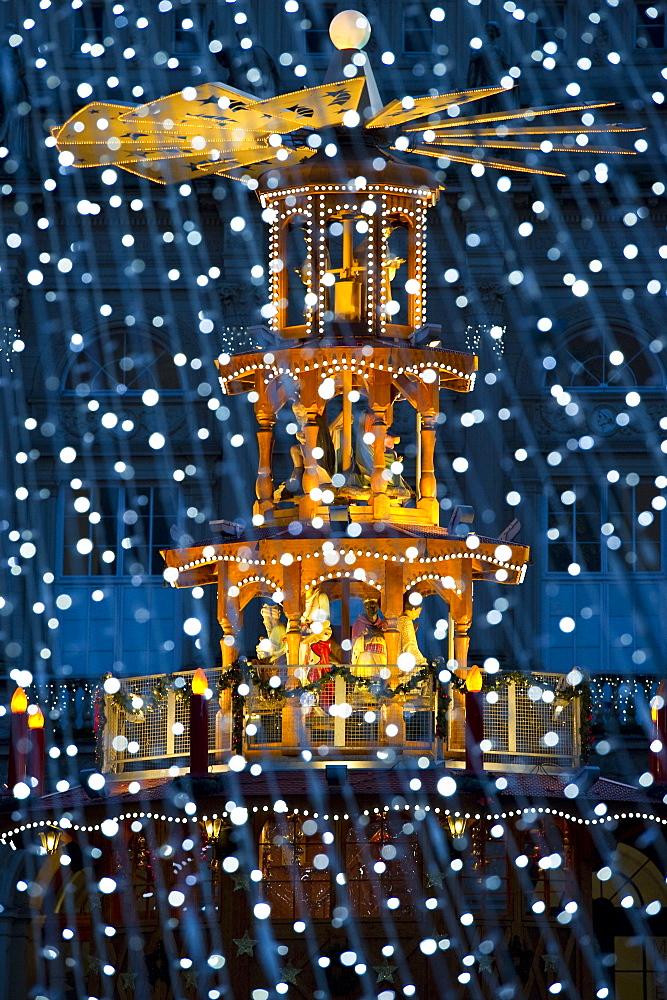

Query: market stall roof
left=2, top=769, right=663, bottom=824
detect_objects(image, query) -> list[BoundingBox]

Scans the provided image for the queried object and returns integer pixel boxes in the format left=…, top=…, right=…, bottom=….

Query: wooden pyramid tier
left=217, top=341, right=477, bottom=528
left=254, top=143, right=442, bottom=344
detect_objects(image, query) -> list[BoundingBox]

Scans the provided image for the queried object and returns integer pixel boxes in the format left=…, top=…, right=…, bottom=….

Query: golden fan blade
left=366, top=85, right=510, bottom=128
left=406, top=126, right=644, bottom=138
left=82, top=138, right=279, bottom=185
left=114, top=156, right=232, bottom=184
left=418, top=139, right=636, bottom=155
left=251, top=78, right=366, bottom=130
left=215, top=146, right=318, bottom=181
left=53, top=102, right=132, bottom=142
left=119, top=82, right=306, bottom=133
left=52, top=91, right=302, bottom=180
left=399, top=145, right=566, bottom=177
left=53, top=103, right=138, bottom=167
left=401, top=102, right=617, bottom=132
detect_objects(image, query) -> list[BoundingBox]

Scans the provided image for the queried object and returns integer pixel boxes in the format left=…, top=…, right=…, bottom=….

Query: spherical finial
left=329, top=9, right=371, bottom=50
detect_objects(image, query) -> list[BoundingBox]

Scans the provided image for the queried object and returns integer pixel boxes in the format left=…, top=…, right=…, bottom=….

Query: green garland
left=109, top=673, right=189, bottom=718
left=229, top=661, right=438, bottom=704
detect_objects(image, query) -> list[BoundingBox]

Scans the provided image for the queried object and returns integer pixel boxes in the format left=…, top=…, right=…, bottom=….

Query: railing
left=102, top=668, right=226, bottom=774
left=5, top=671, right=652, bottom=775
left=98, top=666, right=585, bottom=773
left=448, top=672, right=581, bottom=767
left=245, top=666, right=434, bottom=754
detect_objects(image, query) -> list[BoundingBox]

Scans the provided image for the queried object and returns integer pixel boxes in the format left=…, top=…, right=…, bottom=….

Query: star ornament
left=231, top=872, right=250, bottom=891
left=52, top=34, right=641, bottom=187
left=280, top=962, right=301, bottom=984
left=426, top=870, right=445, bottom=888
left=233, top=930, right=258, bottom=956
left=373, top=958, right=397, bottom=983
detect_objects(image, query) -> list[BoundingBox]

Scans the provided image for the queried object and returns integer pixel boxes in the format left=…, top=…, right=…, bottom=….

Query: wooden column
left=407, top=218, right=417, bottom=331
left=418, top=414, right=438, bottom=522
left=447, top=566, right=473, bottom=674
left=453, top=623, right=471, bottom=675
left=368, top=375, right=393, bottom=521
left=392, top=373, right=440, bottom=522
left=217, top=566, right=239, bottom=667
left=340, top=578, right=351, bottom=663
left=277, top=219, right=288, bottom=332
left=384, top=619, right=400, bottom=665
left=383, top=566, right=404, bottom=665
left=285, top=616, right=302, bottom=668
left=301, top=416, right=320, bottom=495
left=281, top=564, right=305, bottom=750
left=254, top=403, right=275, bottom=516
left=382, top=566, right=405, bottom=746
left=415, top=411, right=422, bottom=500
left=281, top=563, right=302, bottom=673
left=298, top=402, right=321, bottom=520
left=341, top=371, right=353, bottom=477
left=650, top=679, right=667, bottom=782
left=370, top=408, right=388, bottom=495
left=342, top=216, right=354, bottom=274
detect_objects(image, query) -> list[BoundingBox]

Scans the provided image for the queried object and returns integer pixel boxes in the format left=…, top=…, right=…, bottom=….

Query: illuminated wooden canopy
left=215, top=342, right=476, bottom=528
left=161, top=529, right=529, bottom=668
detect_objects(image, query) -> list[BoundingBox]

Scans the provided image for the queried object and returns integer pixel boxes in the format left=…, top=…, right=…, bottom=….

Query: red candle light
left=649, top=680, right=667, bottom=783
left=189, top=668, right=210, bottom=775
left=465, top=664, right=484, bottom=773
left=8, top=687, right=29, bottom=790
left=28, top=708, right=46, bottom=797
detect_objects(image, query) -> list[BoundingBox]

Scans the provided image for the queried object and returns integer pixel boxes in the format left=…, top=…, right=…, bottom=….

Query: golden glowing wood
left=405, top=101, right=618, bottom=131
left=53, top=79, right=365, bottom=184
left=365, top=85, right=509, bottom=128
left=54, top=79, right=638, bottom=186
left=161, top=531, right=528, bottom=674
left=161, top=534, right=530, bottom=594
left=406, top=126, right=643, bottom=137
left=398, top=145, right=569, bottom=178
left=216, top=346, right=477, bottom=396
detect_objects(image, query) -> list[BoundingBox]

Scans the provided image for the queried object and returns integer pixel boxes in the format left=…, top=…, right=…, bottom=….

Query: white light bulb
left=329, top=9, right=371, bottom=50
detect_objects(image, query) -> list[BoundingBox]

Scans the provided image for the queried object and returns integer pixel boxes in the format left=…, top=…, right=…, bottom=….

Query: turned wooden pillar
left=448, top=568, right=473, bottom=674
left=281, top=563, right=303, bottom=672
left=217, top=567, right=239, bottom=667
left=254, top=405, right=275, bottom=514
left=341, top=578, right=351, bottom=663
left=384, top=620, right=400, bottom=664
left=367, top=378, right=393, bottom=520
left=285, top=616, right=302, bottom=668
left=282, top=613, right=305, bottom=747
left=298, top=409, right=321, bottom=519
left=301, top=417, right=320, bottom=496
left=418, top=414, right=438, bottom=521
left=219, top=621, right=238, bottom=667
left=453, top=622, right=471, bottom=674
left=384, top=569, right=404, bottom=665
left=370, top=407, right=388, bottom=496
left=341, top=371, right=353, bottom=476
